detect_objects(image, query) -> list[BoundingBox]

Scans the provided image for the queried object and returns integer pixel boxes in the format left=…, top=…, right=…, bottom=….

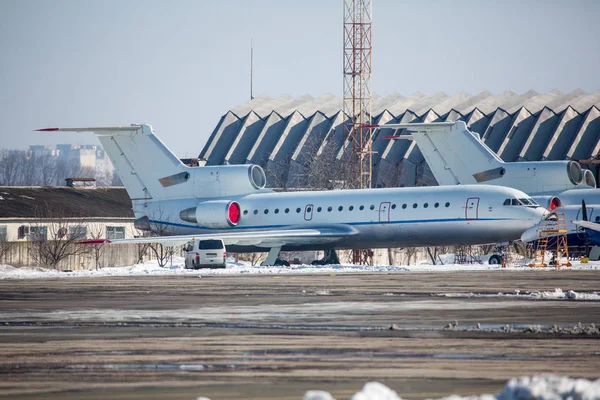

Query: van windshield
left=198, top=240, right=224, bottom=250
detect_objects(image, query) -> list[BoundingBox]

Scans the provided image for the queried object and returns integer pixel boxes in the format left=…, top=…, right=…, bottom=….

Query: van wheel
left=488, top=254, right=503, bottom=265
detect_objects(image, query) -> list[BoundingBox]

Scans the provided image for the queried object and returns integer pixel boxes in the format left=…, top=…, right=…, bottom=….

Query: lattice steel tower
left=343, top=0, right=373, bottom=189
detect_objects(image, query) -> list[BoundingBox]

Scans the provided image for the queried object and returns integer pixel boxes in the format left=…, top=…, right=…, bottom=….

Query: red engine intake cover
left=228, top=202, right=241, bottom=225
left=549, top=197, right=562, bottom=211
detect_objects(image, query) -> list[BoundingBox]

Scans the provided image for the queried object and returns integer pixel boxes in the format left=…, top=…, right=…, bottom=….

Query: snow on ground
left=1, top=257, right=600, bottom=280
left=299, top=375, right=600, bottom=400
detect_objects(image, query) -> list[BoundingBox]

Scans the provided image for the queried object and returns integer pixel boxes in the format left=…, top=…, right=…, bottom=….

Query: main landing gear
left=311, top=249, right=340, bottom=266
left=261, top=247, right=290, bottom=266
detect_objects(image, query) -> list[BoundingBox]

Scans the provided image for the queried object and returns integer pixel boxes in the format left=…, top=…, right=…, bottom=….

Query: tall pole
left=343, top=0, right=373, bottom=190
left=250, top=39, right=254, bottom=100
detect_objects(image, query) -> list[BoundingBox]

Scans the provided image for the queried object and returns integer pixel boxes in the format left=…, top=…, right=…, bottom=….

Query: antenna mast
left=250, top=39, right=254, bottom=100
left=343, top=0, right=373, bottom=189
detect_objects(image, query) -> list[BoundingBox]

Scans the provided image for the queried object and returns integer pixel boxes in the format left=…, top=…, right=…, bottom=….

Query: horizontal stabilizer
left=372, top=122, right=456, bottom=130
left=36, top=126, right=142, bottom=135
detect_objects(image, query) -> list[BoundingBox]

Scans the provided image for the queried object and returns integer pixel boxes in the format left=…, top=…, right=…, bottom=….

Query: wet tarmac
left=0, top=270, right=599, bottom=399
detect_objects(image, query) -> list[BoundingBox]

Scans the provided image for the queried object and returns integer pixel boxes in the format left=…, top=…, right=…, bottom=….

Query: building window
left=18, top=225, right=29, bottom=240
left=29, top=226, right=47, bottom=241
left=106, top=226, right=125, bottom=240
left=0, top=226, right=7, bottom=241
left=69, top=226, right=87, bottom=240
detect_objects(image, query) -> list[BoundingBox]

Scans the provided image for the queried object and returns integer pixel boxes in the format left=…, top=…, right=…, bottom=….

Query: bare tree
left=234, top=252, right=266, bottom=266
left=85, top=224, right=106, bottom=270
left=0, top=149, right=23, bottom=185
left=28, top=203, right=89, bottom=268
left=146, top=207, right=177, bottom=267
left=0, top=232, right=13, bottom=263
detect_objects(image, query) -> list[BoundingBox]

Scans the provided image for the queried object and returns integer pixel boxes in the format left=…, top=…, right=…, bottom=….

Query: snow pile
left=497, top=375, right=600, bottom=400
left=299, top=375, right=600, bottom=400
left=435, top=288, right=600, bottom=301
left=529, top=288, right=600, bottom=301
left=350, top=381, right=402, bottom=400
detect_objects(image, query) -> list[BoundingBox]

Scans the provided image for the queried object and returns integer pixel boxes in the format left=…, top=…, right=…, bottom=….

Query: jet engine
left=502, top=160, right=594, bottom=194
left=180, top=200, right=241, bottom=228
left=584, top=169, right=597, bottom=188
left=192, top=164, right=267, bottom=198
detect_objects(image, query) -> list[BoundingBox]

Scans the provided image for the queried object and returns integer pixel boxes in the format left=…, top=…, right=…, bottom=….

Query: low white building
left=0, top=186, right=138, bottom=269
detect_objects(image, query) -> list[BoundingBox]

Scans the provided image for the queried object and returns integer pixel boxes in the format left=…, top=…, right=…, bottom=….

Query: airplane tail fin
left=37, top=124, right=187, bottom=201
left=379, top=121, right=504, bottom=185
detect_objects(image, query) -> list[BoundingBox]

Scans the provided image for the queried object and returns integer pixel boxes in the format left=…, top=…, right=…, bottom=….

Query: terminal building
left=199, top=89, right=600, bottom=188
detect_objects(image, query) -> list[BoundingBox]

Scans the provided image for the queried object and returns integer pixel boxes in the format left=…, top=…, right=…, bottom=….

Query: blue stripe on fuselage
left=148, top=217, right=515, bottom=231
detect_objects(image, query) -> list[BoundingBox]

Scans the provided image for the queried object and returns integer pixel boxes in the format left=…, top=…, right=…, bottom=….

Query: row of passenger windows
left=242, top=202, right=451, bottom=216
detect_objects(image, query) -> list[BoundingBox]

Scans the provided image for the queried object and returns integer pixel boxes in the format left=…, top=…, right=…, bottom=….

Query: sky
left=1, top=0, right=599, bottom=157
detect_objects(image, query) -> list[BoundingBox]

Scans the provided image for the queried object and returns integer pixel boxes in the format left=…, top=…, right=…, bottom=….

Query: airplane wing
left=78, top=225, right=359, bottom=247
left=572, top=220, right=600, bottom=231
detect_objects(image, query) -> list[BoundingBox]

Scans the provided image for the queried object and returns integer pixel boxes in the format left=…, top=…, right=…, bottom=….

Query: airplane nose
left=521, top=225, right=539, bottom=243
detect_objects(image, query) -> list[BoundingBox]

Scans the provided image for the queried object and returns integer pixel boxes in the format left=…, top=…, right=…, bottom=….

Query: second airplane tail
left=378, top=121, right=505, bottom=185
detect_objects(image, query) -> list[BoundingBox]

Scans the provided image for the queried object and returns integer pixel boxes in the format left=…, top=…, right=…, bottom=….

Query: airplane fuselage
left=138, top=185, right=544, bottom=252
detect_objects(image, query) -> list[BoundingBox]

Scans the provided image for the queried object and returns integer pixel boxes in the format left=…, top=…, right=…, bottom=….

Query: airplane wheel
left=488, top=254, right=503, bottom=265
left=274, top=258, right=290, bottom=266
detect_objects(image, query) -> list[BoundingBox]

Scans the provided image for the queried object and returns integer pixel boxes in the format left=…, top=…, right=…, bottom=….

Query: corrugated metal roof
left=201, top=90, right=600, bottom=187
left=0, top=187, right=133, bottom=219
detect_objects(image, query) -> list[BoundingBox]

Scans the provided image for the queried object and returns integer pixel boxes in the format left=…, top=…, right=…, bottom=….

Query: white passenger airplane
left=38, top=124, right=546, bottom=265
left=372, top=121, right=599, bottom=254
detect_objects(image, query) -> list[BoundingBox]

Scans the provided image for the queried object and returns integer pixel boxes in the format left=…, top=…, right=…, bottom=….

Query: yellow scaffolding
left=528, top=206, right=571, bottom=268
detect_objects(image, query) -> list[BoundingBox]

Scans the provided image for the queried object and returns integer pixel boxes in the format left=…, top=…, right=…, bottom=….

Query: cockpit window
left=504, top=197, right=539, bottom=207
left=519, top=197, right=540, bottom=208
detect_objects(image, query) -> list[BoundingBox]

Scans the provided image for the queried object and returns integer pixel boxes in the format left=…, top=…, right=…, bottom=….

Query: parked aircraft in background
left=373, top=121, right=598, bottom=206
left=373, top=121, right=600, bottom=257
left=38, top=124, right=546, bottom=265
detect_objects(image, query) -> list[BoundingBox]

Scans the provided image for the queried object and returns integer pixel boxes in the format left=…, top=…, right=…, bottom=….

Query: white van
left=183, top=239, right=227, bottom=269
